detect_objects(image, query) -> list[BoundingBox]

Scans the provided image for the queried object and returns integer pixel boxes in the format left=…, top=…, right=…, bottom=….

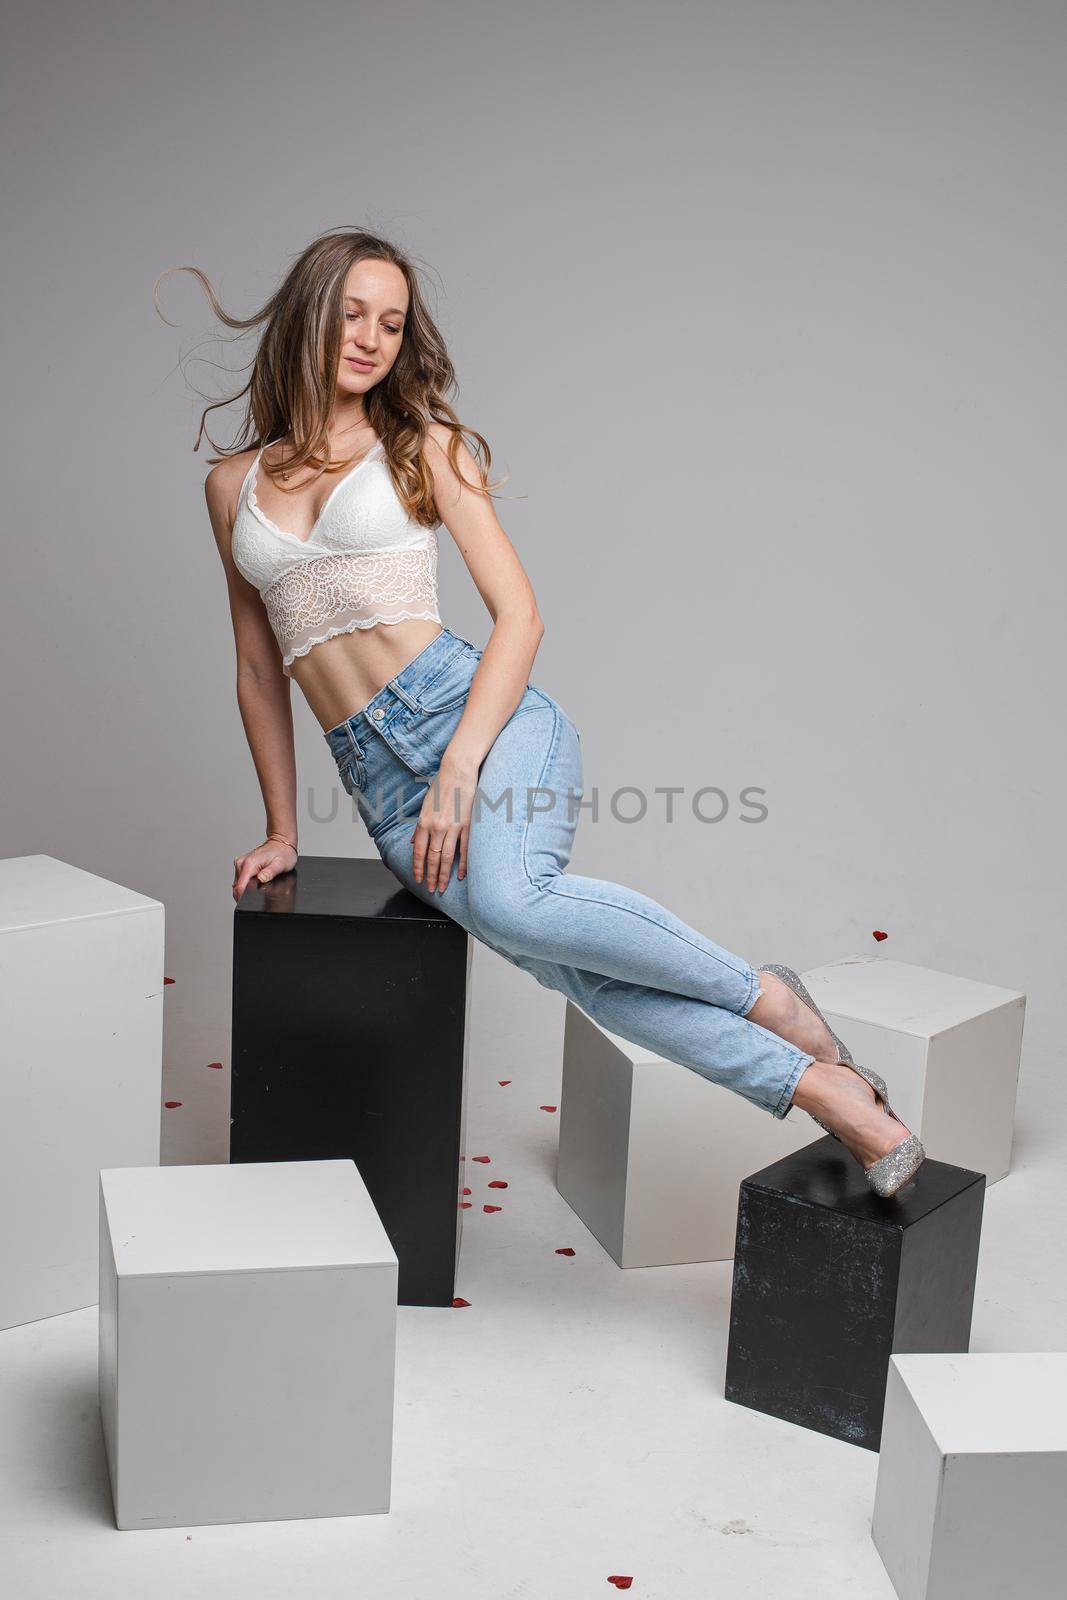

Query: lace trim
left=281, top=613, right=444, bottom=675
left=247, top=438, right=387, bottom=544
left=261, top=548, right=441, bottom=674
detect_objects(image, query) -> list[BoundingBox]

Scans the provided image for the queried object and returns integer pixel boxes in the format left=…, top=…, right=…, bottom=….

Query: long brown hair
left=154, top=228, right=506, bottom=527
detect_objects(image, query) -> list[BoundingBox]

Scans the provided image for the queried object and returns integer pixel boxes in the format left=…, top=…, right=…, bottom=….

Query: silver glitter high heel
left=758, top=962, right=855, bottom=1066
left=757, top=963, right=926, bottom=1199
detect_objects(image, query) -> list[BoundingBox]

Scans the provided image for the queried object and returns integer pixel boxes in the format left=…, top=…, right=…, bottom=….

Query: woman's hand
left=412, top=756, right=478, bottom=893
left=232, top=835, right=298, bottom=902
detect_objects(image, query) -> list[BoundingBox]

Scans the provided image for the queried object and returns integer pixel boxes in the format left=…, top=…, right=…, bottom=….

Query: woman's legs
left=374, top=695, right=814, bottom=1120
left=747, top=970, right=842, bottom=1061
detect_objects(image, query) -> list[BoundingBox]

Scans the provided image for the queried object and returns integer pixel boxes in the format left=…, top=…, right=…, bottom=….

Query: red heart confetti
left=163, top=1100, right=182, bottom=1109
left=452, top=1297, right=470, bottom=1308
left=873, top=930, right=888, bottom=941
left=460, top=1202, right=471, bottom=1209
left=607, top=1580, right=633, bottom=1591
left=499, top=1079, right=512, bottom=1086
left=208, top=1061, right=223, bottom=1070
left=556, top=1247, right=576, bottom=1256
left=462, top=1187, right=471, bottom=1196
left=483, top=1204, right=502, bottom=1213
left=488, top=1180, right=508, bottom=1189
left=163, top=976, right=175, bottom=985
left=539, top=1105, right=557, bottom=1113
left=472, top=1155, right=491, bottom=1163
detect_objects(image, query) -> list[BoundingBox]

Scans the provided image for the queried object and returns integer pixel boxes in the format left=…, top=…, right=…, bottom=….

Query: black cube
left=724, top=1134, right=985, bottom=1450
left=230, top=854, right=472, bottom=1307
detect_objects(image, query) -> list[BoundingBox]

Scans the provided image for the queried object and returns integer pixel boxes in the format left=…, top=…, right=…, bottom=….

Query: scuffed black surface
left=725, top=1135, right=985, bottom=1450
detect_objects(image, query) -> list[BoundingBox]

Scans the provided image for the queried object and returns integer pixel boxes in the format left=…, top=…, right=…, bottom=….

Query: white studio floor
left=2, top=1031, right=1063, bottom=1600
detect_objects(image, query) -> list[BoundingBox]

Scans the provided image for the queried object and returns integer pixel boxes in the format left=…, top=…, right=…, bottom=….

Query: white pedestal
left=872, top=1352, right=1067, bottom=1599
left=557, top=1002, right=814, bottom=1267
left=0, top=853, right=164, bottom=1331
left=801, top=956, right=1025, bottom=1184
left=99, top=1159, right=399, bottom=1529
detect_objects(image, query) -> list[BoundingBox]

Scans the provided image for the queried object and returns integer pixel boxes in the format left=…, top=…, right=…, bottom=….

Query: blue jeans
left=323, top=627, right=812, bottom=1119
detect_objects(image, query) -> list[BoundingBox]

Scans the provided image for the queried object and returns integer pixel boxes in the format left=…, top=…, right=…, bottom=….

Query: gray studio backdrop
left=3, top=0, right=1063, bottom=1165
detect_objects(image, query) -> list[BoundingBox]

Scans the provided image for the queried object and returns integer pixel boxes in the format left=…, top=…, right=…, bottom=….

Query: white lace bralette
left=230, top=436, right=442, bottom=675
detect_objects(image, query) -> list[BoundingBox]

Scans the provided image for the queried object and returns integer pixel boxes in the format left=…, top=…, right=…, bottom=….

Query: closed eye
left=345, top=311, right=402, bottom=335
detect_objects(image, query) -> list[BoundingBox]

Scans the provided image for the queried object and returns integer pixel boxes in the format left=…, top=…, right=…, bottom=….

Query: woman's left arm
left=417, top=423, right=545, bottom=890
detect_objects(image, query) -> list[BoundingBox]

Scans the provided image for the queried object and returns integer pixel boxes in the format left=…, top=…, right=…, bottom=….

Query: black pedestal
left=724, top=1135, right=985, bottom=1450
left=230, top=854, right=472, bottom=1307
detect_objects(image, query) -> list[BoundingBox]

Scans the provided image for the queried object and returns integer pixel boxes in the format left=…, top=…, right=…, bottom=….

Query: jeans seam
left=530, top=880, right=757, bottom=995
left=739, top=964, right=763, bottom=1016
left=772, top=1047, right=814, bottom=1118
left=519, top=704, right=563, bottom=889
left=514, top=704, right=752, bottom=1004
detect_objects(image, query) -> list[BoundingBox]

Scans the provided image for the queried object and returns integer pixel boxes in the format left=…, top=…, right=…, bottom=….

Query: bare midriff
left=291, top=617, right=447, bottom=733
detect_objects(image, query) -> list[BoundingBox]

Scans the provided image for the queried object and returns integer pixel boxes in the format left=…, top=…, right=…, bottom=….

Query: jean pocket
left=337, top=750, right=366, bottom=796
left=415, top=645, right=479, bottom=712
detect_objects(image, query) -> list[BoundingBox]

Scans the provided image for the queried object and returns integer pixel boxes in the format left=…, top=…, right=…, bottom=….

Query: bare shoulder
left=423, top=421, right=484, bottom=508
left=424, top=420, right=481, bottom=468
left=204, top=447, right=257, bottom=539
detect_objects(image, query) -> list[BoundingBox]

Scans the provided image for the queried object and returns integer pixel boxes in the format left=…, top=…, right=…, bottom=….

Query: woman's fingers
left=413, top=768, right=478, bottom=891
left=425, top=832, right=448, bottom=892
left=434, top=832, right=458, bottom=894
left=412, top=823, right=442, bottom=887
left=411, top=823, right=429, bottom=884
left=233, top=857, right=259, bottom=900
left=232, top=841, right=296, bottom=902
left=413, top=823, right=460, bottom=892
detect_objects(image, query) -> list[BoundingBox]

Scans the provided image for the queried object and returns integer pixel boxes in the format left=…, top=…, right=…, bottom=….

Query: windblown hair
left=154, top=227, right=505, bottom=527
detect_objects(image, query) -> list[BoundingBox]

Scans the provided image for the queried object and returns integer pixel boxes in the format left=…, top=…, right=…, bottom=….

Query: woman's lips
left=346, top=357, right=375, bottom=371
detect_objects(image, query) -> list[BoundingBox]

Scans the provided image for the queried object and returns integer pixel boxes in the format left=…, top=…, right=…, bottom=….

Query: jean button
left=372, top=708, right=385, bottom=720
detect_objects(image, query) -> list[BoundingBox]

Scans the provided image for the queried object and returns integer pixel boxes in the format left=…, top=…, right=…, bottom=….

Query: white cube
left=99, top=1159, right=399, bottom=1529
left=801, top=956, right=1025, bottom=1184
left=873, top=1352, right=1067, bottom=1599
left=0, top=853, right=163, bottom=1331
left=557, top=1002, right=814, bottom=1267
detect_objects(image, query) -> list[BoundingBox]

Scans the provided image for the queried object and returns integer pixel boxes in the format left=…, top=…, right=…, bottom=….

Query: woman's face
left=335, top=257, right=408, bottom=400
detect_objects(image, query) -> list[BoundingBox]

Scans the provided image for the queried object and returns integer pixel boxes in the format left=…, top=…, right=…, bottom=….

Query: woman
left=168, top=227, right=924, bottom=1199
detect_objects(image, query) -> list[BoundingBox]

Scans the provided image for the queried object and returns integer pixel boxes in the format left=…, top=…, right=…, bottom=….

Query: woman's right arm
left=204, top=460, right=300, bottom=903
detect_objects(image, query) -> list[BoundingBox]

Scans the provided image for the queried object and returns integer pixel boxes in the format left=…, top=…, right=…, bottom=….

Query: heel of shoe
left=757, top=965, right=920, bottom=1191
left=847, top=1059, right=895, bottom=1119
left=804, top=1055, right=918, bottom=1184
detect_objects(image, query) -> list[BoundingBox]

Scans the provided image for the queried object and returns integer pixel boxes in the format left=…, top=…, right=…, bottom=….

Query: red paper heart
left=498, top=1079, right=512, bottom=1086
left=539, top=1105, right=557, bottom=1113
left=452, top=1297, right=470, bottom=1308
left=873, top=929, right=888, bottom=941
left=163, top=1100, right=182, bottom=1109
left=483, top=1204, right=502, bottom=1213
left=462, top=1188, right=471, bottom=1196
left=488, top=1180, right=508, bottom=1189
left=460, top=1202, right=471, bottom=1209
left=163, top=976, right=175, bottom=985
left=556, top=1247, right=576, bottom=1256
left=607, top=1580, right=633, bottom=1591
left=472, top=1155, right=491, bottom=1163
left=208, top=1061, right=223, bottom=1070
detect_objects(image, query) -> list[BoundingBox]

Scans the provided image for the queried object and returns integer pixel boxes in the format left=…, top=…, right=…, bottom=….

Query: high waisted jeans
left=323, top=626, right=813, bottom=1119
